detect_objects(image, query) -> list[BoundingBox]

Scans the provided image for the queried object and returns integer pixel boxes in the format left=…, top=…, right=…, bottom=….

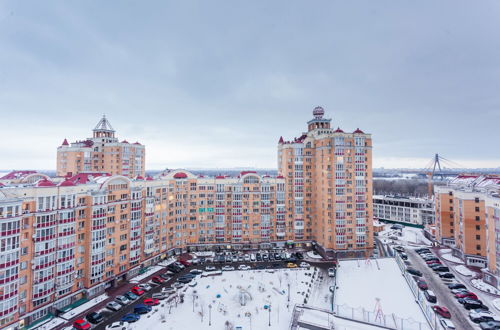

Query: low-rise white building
left=373, top=195, right=435, bottom=228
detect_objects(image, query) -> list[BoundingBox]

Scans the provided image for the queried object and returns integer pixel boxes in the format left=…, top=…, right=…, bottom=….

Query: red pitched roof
left=136, top=176, right=144, bottom=180
left=121, top=140, right=129, bottom=144
left=133, top=142, right=141, bottom=145
left=173, top=172, right=188, bottom=179
left=36, top=179, right=56, bottom=187
left=68, top=172, right=110, bottom=185
left=277, top=175, right=285, bottom=179
left=146, top=176, right=154, bottom=181
left=62, top=138, right=69, bottom=146
left=240, top=171, right=257, bottom=176
left=0, top=170, right=37, bottom=180
left=334, top=127, right=344, bottom=133
left=278, top=136, right=284, bottom=144
left=58, top=179, right=75, bottom=187
left=353, top=128, right=365, bottom=134
left=215, top=175, right=225, bottom=179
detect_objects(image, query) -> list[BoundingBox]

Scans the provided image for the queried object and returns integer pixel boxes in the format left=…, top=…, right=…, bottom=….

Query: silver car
left=106, top=301, right=122, bottom=311
left=115, top=295, right=130, bottom=305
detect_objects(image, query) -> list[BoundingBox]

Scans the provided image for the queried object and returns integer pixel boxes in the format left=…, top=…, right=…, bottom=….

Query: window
left=475, top=197, right=480, bottom=203
left=475, top=216, right=480, bottom=221
left=476, top=245, right=481, bottom=250
left=475, top=207, right=480, bottom=212
left=476, top=225, right=480, bottom=230
left=476, top=235, right=480, bottom=240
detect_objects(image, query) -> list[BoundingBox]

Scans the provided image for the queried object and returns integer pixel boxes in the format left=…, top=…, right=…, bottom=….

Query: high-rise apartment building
left=0, top=107, right=374, bottom=328
left=56, top=116, right=145, bottom=178
left=435, top=175, right=500, bottom=288
left=277, top=107, right=373, bottom=257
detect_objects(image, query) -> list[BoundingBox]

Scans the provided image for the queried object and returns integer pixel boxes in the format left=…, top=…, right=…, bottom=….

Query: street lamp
left=268, top=304, right=271, bottom=326
left=287, top=283, right=290, bottom=302
left=209, top=304, right=212, bottom=326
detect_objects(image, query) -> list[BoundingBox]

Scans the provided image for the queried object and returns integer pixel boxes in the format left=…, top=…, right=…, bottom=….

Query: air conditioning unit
left=31, top=265, right=36, bottom=270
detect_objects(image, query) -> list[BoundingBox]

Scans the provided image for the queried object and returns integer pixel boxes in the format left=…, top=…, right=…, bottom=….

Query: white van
left=250, top=254, right=256, bottom=261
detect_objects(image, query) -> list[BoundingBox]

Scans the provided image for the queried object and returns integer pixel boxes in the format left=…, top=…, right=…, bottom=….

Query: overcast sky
left=0, top=1, right=499, bottom=171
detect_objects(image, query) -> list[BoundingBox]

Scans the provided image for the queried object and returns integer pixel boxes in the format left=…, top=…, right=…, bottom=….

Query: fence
left=395, top=254, right=439, bottom=330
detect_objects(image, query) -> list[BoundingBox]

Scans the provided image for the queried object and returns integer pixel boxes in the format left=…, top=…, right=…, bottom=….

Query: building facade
left=56, top=116, right=145, bottom=178
left=373, top=195, right=435, bottom=228
left=277, top=107, right=373, bottom=257
left=435, top=175, right=500, bottom=280
left=1, top=107, right=374, bottom=328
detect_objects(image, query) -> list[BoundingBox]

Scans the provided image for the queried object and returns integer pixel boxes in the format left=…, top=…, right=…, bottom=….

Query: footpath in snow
left=59, top=294, right=108, bottom=320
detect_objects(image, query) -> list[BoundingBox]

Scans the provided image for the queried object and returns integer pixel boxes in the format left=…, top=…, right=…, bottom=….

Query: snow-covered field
left=441, top=253, right=464, bottom=264
left=336, top=258, right=427, bottom=324
left=455, top=265, right=475, bottom=277
left=471, top=278, right=500, bottom=295
left=121, top=266, right=395, bottom=330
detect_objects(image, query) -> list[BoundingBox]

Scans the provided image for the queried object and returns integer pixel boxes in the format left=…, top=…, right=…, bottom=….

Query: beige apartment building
left=0, top=107, right=373, bottom=328
left=435, top=175, right=500, bottom=288
left=56, top=116, right=145, bottom=178
left=278, top=107, right=373, bottom=257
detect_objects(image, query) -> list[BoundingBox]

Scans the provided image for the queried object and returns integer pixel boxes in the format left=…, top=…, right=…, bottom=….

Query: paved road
left=406, top=249, right=478, bottom=330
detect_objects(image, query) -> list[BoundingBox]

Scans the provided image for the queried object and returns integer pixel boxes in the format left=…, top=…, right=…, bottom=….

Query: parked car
left=190, top=269, right=203, bottom=275
left=439, top=319, right=456, bottom=329
left=424, top=290, right=437, bottom=303
left=152, top=292, right=168, bottom=300
left=131, top=286, right=145, bottom=296
left=432, top=266, right=450, bottom=273
left=287, top=262, right=297, bottom=268
left=144, top=298, right=160, bottom=306
left=400, top=253, right=408, bottom=260
left=106, top=301, right=123, bottom=311
left=406, top=268, right=422, bottom=277
left=300, top=262, right=311, bottom=268
left=439, top=272, right=455, bottom=279
left=256, top=253, right=262, bottom=261
left=426, top=260, right=441, bottom=265
left=160, top=273, right=171, bottom=280
left=417, top=280, right=428, bottom=290
left=134, top=304, right=152, bottom=314
left=480, top=320, right=500, bottom=329
left=85, top=312, right=103, bottom=324
left=250, top=254, right=256, bottom=261
left=138, top=283, right=152, bottom=291
left=115, top=295, right=131, bottom=305
left=232, top=255, right=239, bottom=262
left=106, top=321, right=128, bottom=329
left=73, top=319, right=91, bottom=330
left=448, top=283, right=466, bottom=290
left=432, top=306, right=451, bottom=318
left=205, top=266, right=217, bottom=271
left=121, top=313, right=141, bottom=323
left=222, top=266, right=235, bottom=271
left=455, top=292, right=478, bottom=300
left=451, top=288, right=469, bottom=295
left=151, top=276, right=164, bottom=284
left=238, top=264, right=251, bottom=270
left=328, top=268, right=335, bottom=277
left=167, top=264, right=181, bottom=272
left=394, top=246, right=405, bottom=253
left=262, top=254, right=269, bottom=261
left=124, top=291, right=139, bottom=301
left=462, top=299, right=487, bottom=310
left=174, top=262, right=185, bottom=269
left=172, top=282, right=184, bottom=289
left=177, top=277, right=192, bottom=284
left=161, top=287, right=176, bottom=294
left=296, top=252, right=304, bottom=260
left=416, top=248, right=431, bottom=254
left=189, top=281, right=198, bottom=287
left=470, top=311, right=497, bottom=323
left=179, top=259, right=191, bottom=267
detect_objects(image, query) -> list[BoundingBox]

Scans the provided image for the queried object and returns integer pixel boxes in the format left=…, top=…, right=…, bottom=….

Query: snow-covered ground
left=441, top=253, right=464, bottom=264
left=377, top=224, right=431, bottom=246
left=455, top=265, right=475, bottom=277
left=59, top=294, right=108, bottom=320
left=306, top=251, right=323, bottom=259
left=471, top=278, right=500, bottom=295
left=32, top=316, right=65, bottom=330
left=120, top=266, right=398, bottom=330
left=336, top=258, right=428, bottom=326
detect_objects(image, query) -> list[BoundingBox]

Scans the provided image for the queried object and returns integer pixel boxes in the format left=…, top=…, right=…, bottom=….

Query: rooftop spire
left=94, top=114, right=114, bottom=132
left=93, top=115, right=116, bottom=138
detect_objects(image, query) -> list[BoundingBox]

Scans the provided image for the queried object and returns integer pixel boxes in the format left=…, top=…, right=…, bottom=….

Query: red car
left=432, top=306, right=451, bottom=318
left=179, top=259, right=191, bottom=267
left=426, top=260, right=441, bottom=265
left=73, top=319, right=91, bottom=330
left=131, top=286, right=145, bottom=296
left=151, top=276, right=164, bottom=284
left=417, top=280, right=428, bottom=290
left=455, top=292, right=478, bottom=299
left=144, top=298, right=160, bottom=306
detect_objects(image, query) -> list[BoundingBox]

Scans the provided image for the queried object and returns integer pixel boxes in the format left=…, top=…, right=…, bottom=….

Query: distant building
left=435, top=175, right=500, bottom=282
left=277, top=106, right=373, bottom=257
left=56, top=116, right=145, bottom=178
left=373, top=195, right=435, bottom=228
